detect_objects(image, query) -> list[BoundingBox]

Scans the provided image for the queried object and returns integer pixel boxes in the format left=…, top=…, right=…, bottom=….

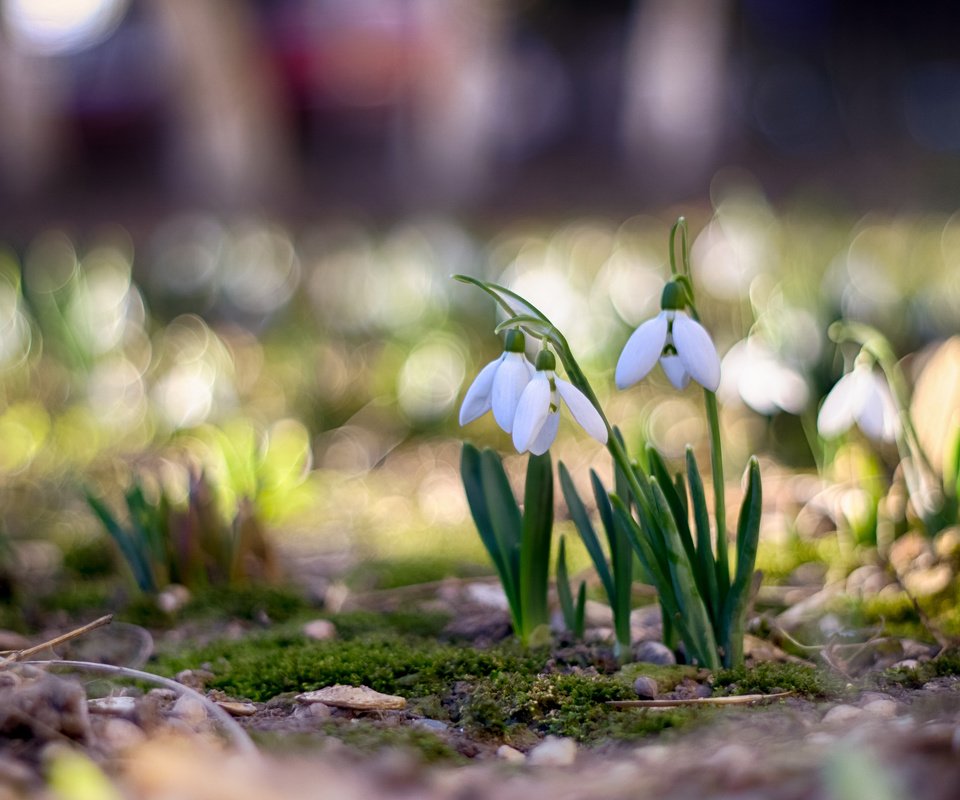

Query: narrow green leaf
left=686, top=448, right=720, bottom=632
left=721, top=458, right=763, bottom=668
left=611, top=494, right=697, bottom=662
left=574, top=582, right=586, bottom=638
left=560, top=462, right=614, bottom=602
left=460, top=444, right=519, bottom=622
left=519, top=451, right=554, bottom=641
left=646, top=446, right=698, bottom=584
left=596, top=471, right=633, bottom=652
left=86, top=492, right=155, bottom=593
left=556, top=537, right=585, bottom=638
left=452, top=274, right=552, bottom=324
left=650, top=480, right=721, bottom=670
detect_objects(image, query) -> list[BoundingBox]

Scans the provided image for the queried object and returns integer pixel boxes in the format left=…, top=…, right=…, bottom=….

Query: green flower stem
left=704, top=390, right=729, bottom=596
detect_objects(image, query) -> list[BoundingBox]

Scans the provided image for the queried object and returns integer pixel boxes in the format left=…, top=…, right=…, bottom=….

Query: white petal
left=458, top=357, right=501, bottom=425
left=857, top=373, right=900, bottom=442
left=672, top=312, right=721, bottom=391
left=816, top=371, right=863, bottom=438
left=491, top=352, right=534, bottom=433
left=527, top=410, right=560, bottom=455
left=615, top=313, right=668, bottom=389
left=556, top=379, right=608, bottom=444
left=512, top=375, right=552, bottom=453
left=659, top=354, right=691, bottom=390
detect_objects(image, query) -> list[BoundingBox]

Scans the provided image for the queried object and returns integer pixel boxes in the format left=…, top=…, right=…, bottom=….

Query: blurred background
left=1, top=0, right=960, bottom=611
left=4, top=0, right=960, bottom=230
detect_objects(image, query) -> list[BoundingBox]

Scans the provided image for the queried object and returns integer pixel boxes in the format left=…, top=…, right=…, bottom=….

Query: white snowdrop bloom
left=459, top=329, right=535, bottom=433
left=817, top=363, right=900, bottom=442
left=615, top=302, right=721, bottom=392
left=512, top=350, right=608, bottom=455
left=719, top=338, right=809, bottom=416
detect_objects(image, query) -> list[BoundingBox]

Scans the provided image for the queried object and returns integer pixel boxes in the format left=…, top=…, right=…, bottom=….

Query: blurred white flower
left=616, top=309, right=720, bottom=391
left=719, top=338, right=809, bottom=415
left=512, top=351, right=607, bottom=455
left=817, top=364, right=900, bottom=442
left=459, top=330, right=535, bottom=434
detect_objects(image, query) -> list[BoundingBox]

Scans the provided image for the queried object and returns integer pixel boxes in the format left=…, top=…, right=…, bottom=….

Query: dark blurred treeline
left=2, top=0, right=960, bottom=239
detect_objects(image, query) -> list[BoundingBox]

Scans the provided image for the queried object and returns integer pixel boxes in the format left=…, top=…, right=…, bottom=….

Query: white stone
left=861, top=699, right=898, bottom=719
left=496, top=744, right=526, bottom=763
left=822, top=704, right=864, bottom=727
left=297, top=685, right=406, bottom=711
left=171, top=694, right=208, bottom=726
left=302, top=619, right=337, bottom=641
left=88, top=696, right=138, bottom=717
left=528, top=736, right=577, bottom=767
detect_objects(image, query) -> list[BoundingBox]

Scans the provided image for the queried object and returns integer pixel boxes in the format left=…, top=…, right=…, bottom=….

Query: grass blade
left=556, top=536, right=585, bottom=638
left=646, top=446, right=699, bottom=583
left=560, top=463, right=614, bottom=602
left=650, top=480, right=720, bottom=669
left=595, top=471, right=632, bottom=652
left=721, top=457, right=763, bottom=668
left=686, top=447, right=720, bottom=633
left=85, top=492, right=155, bottom=593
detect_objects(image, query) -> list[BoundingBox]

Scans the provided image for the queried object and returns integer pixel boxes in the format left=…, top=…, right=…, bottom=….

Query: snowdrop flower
left=719, top=337, right=809, bottom=415
left=459, top=329, right=535, bottom=433
left=512, top=349, right=608, bottom=455
left=817, top=362, right=900, bottom=442
left=615, top=282, right=721, bottom=392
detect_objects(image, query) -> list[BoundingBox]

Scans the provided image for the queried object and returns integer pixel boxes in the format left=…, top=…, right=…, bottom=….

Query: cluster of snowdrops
left=453, top=219, right=957, bottom=669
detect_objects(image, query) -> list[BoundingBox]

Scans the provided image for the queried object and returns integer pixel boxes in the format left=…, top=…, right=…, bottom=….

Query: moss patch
left=154, top=631, right=545, bottom=706
left=460, top=671, right=696, bottom=745
left=877, top=647, right=960, bottom=689
left=714, top=661, right=841, bottom=699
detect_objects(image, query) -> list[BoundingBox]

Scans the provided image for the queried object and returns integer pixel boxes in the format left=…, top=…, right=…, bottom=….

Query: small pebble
left=633, top=676, right=658, bottom=700
left=632, top=641, right=676, bottom=666
left=861, top=699, right=898, bottom=719
left=157, top=584, right=191, bottom=614
left=496, top=745, right=526, bottom=763
left=822, top=704, right=864, bottom=727
left=303, top=619, right=337, bottom=641
left=292, top=702, right=332, bottom=721
left=88, top=696, right=138, bottom=717
left=297, top=685, right=406, bottom=711
left=171, top=694, right=208, bottom=726
left=217, top=701, right=257, bottom=717
left=175, top=669, right=215, bottom=691
left=633, top=744, right=671, bottom=765
left=411, top=718, right=449, bottom=734
left=528, top=736, right=577, bottom=767
left=94, top=717, right=147, bottom=753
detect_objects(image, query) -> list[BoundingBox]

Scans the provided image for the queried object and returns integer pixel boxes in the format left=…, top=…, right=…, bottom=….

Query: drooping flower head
left=512, top=349, right=608, bottom=455
left=459, top=329, right=535, bottom=433
left=817, top=359, right=900, bottom=443
left=615, top=281, right=721, bottom=392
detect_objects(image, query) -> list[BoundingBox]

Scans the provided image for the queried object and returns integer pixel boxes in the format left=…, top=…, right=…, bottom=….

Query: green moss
left=327, top=610, right=451, bottom=639
left=460, top=671, right=694, bottom=744
left=153, top=631, right=544, bottom=703
left=878, top=646, right=960, bottom=689
left=714, top=661, right=841, bottom=699
left=181, top=585, right=312, bottom=624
